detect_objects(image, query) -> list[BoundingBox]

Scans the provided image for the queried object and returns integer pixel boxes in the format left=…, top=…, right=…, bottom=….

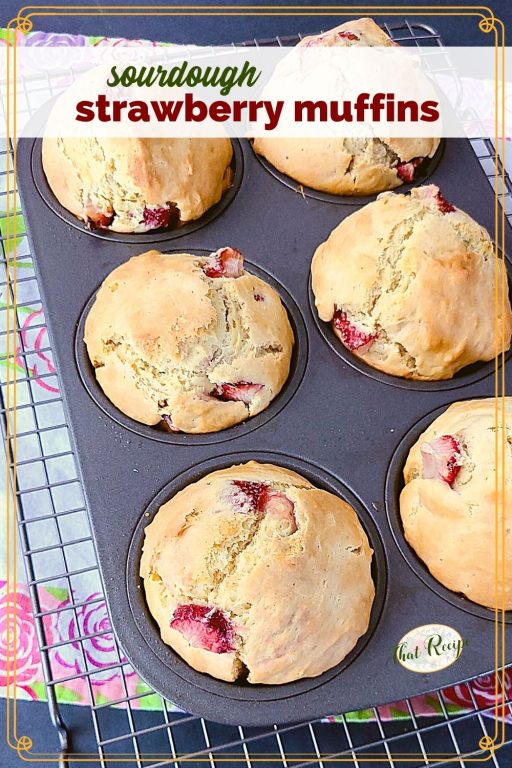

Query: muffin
left=140, top=461, right=375, bottom=684
left=400, top=398, right=512, bottom=609
left=42, top=134, right=233, bottom=232
left=84, top=248, right=293, bottom=433
left=253, top=18, right=440, bottom=196
left=311, top=185, right=512, bottom=380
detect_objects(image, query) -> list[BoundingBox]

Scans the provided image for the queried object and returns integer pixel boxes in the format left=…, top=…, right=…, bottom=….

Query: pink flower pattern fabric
left=0, top=588, right=49, bottom=696
left=53, top=592, right=128, bottom=681
left=0, top=581, right=154, bottom=709
left=0, top=577, right=510, bottom=721
left=16, top=309, right=59, bottom=393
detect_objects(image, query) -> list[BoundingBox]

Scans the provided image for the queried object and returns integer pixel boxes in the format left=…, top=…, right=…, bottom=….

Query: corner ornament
left=478, top=734, right=495, bottom=752
left=478, top=13, right=496, bottom=34
left=16, top=735, right=33, bottom=755
left=8, top=13, right=33, bottom=34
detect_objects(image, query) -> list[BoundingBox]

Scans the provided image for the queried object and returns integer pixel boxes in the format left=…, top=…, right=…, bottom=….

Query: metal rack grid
left=1, top=20, right=512, bottom=767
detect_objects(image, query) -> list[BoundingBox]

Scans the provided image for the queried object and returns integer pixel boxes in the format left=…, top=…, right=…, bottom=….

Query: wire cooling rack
left=1, top=20, right=512, bottom=767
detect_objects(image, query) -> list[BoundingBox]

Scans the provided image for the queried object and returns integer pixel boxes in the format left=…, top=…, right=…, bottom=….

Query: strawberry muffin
left=311, top=185, right=512, bottom=380
left=253, top=18, right=439, bottom=196
left=42, top=134, right=233, bottom=233
left=140, top=461, right=375, bottom=684
left=84, top=248, right=293, bottom=433
left=400, top=398, right=512, bottom=609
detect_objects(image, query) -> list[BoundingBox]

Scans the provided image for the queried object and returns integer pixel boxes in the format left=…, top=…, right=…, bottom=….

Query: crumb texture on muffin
left=400, top=398, right=512, bottom=609
left=84, top=249, right=294, bottom=433
left=140, top=461, right=375, bottom=684
left=253, top=18, right=440, bottom=196
left=42, top=135, right=233, bottom=232
left=311, top=185, right=512, bottom=380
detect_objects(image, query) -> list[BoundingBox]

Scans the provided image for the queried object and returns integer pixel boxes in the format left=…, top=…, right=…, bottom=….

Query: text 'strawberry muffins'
left=311, top=184, right=512, bottom=380
left=140, top=461, right=375, bottom=684
left=400, top=398, right=512, bottom=610
left=253, top=17, right=440, bottom=196
left=42, top=134, right=233, bottom=233
left=84, top=248, right=293, bottom=433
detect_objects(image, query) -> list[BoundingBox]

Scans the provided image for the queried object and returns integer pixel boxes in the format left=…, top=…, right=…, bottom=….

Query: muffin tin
left=17, top=124, right=512, bottom=725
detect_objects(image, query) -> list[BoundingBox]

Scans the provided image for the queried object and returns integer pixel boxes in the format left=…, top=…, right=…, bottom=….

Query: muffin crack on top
left=84, top=248, right=294, bottom=433
left=140, top=462, right=375, bottom=684
left=366, top=207, right=430, bottom=315
left=146, top=472, right=303, bottom=677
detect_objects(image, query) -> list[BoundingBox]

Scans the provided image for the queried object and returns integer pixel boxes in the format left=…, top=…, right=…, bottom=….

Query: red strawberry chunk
left=84, top=207, right=114, bottom=230
left=260, top=489, right=297, bottom=534
left=302, top=34, right=328, bottom=47
left=142, top=204, right=178, bottom=230
left=211, top=382, right=263, bottom=404
left=395, top=157, right=424, bottom=183
left=253, top=293, right=265, bottom=302
left=232, top=480, right=269, bottom=513
left=416, top=185, right=456, bottom=214
left=170, top=604, right=235, bottom=653
left=203, top=247, right=244, bottom=278
left=231, top=481, right=297, bottom=533
left=338, top=30, right=360, bottom=41
left=161, top=414, right=180, bottom=433
left=434, top=191, right=456, bottom=214
left=333, top=310, right=377, bottom=351
left=421, top=435, right=463, bottom=487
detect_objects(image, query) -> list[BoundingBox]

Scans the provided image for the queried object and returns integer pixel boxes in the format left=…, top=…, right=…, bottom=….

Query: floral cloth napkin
left=3, top=578, right=510, bottom=722
left=0, top=25, right=510, bottom=726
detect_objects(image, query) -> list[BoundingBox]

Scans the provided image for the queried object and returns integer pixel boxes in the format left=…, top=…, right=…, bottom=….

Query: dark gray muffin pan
left=17, top=125, right=511, bottom=725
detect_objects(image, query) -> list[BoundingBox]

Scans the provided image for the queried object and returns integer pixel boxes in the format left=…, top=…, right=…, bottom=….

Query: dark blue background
left=1, top=0, right=511, bottom=45
left=1, top=0, right=511, bottom=765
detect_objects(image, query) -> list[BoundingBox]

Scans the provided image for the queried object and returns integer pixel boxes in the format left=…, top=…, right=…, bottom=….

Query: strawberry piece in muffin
left=435, top=192, right=456, bottom=214
left=338, top=30, right=360, bottom=41
left=142, top=204, right=179, bottom=230
left=83, top=201, right=115, bottom=230
left=203, top=247, right=244, bottom=278
left=416, top=185, right=456, bottom=214
left=420, top=435, right=463, bottom=487
left=231, top=480, right=297, bottom=533
left=395, top=157, right=424, bottom=183
left=333, top=310, right=378, bottom=351
left=170, top=604, right=235, bottom=653
left=231, top=480, right=268, bottom=513
left=161, top=414, right=180, bottom=433
left=261, top=489, right=297, bottom=534
left=211, top=382, right=263, bottom=404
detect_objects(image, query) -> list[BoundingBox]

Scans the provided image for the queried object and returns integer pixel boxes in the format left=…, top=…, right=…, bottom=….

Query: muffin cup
left=385, top=400, right=512, bottom=624
left=31, top=137, right=244, bottom=244
left=75, top=253, right=308, bottom=444
left=307, top=261, right=512, bottom=392
left=126, top=452, right=387, bottom=715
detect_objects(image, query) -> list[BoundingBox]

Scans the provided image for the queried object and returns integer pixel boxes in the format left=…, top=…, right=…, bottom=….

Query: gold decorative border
left=3, top=4, right=508, bottom=762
